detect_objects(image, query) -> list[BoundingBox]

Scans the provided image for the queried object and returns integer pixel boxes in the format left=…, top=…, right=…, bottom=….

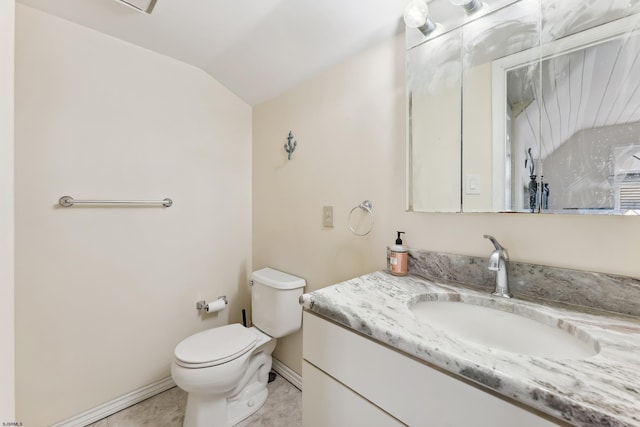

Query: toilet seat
left=174, top=324, right=257, bottom=368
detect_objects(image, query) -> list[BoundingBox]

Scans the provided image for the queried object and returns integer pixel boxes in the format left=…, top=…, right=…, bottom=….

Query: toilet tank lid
left=251, top=268, right=306, bottom=290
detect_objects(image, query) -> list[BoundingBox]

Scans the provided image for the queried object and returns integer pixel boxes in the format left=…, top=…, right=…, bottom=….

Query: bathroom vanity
left=300, top=268, right=640, bottom=427
left=303, top=310, right=562, bottom=426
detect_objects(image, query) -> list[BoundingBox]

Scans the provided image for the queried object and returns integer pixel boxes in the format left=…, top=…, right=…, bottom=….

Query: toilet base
left=183, top=393, right=228, bottom=427
left=227, top=336, right=274, bottom=425
left=228, top=381, right=269, bottom=426
left=177, top=327, right=276, bottom=427
left=182, top=381, right=268, bottom=427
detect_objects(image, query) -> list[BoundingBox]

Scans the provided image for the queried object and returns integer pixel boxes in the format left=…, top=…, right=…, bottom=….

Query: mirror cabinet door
left=462, top=0, right=541, bottom=213
left=537, top=2, right=640, bottom=213
left=407, top=27, right=463, bottom=213
left=407, top=0, right=640, bottom=214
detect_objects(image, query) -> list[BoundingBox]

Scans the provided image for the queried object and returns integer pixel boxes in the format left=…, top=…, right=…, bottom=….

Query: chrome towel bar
left=58, top=196, right=173, bottom=207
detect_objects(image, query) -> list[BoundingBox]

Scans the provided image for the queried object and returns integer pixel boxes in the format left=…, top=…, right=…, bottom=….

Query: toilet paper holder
left=196, top=296, right=228, bottom=312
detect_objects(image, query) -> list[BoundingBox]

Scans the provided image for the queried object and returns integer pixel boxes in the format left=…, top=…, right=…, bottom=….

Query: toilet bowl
left=171, top=268, right=305, bottom=427
left=172, top=325, right=276, bottom=427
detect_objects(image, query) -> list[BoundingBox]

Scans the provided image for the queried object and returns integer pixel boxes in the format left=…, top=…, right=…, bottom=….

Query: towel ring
left=348, top=200, right=374, bottom=236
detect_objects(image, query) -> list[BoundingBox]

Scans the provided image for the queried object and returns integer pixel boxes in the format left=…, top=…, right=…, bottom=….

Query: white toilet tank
left=251, top=268, right=306, bottom=338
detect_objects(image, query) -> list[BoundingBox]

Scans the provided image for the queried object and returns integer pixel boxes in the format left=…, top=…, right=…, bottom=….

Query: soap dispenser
left=388, top=231, right=408, bottom=276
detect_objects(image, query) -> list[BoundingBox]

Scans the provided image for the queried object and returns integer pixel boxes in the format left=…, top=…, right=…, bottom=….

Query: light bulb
left=404, top=0, right=429, bottom=29
left=404, top=0, right=436, bottom=35
left=449, top=0, right=482, bottom=13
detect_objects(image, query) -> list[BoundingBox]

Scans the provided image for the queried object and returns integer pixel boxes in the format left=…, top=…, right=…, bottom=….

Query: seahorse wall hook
left=284, top=131, right=297, bottom=160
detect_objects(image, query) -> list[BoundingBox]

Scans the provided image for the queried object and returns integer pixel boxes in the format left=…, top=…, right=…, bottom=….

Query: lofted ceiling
left=510, top=33, right=640, bottom=160
left=16, top=0, right=410, bottom=105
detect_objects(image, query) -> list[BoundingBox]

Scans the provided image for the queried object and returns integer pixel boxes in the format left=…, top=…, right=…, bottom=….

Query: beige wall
left=14, top=5, right=251, bottom=426
left=253, top=34, right=406, bottom=373
left=0, top=0, right=15, bottom=422
left=253, top=33, right=640, bottom=375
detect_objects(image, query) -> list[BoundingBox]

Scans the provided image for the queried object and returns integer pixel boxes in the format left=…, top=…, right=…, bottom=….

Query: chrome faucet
left=484, top=235, right=512, bottom=298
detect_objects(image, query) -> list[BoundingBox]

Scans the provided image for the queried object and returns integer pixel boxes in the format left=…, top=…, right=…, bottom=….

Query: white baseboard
left=51, top=376, right=176, bottom=427
left=272, top=357, right=302, bottom=391
left=51, top=358, right=301, bottom=427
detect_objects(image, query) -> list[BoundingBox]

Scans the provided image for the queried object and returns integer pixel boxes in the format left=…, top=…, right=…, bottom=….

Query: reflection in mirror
left=407, top=0, right=640, bottom=214
left=497, top=14, right=640, bottom=213
left=406, top=0, right=520, bottom=212
left=462, top=0, right=540, bottom=212
left=407, top=28, right=462, bottom=212
left=505, top=64, right=541, bottom=212
left=542, top=0, right=640, bottom=44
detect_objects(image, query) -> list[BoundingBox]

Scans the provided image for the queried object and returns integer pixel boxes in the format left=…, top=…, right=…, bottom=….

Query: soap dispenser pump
left=388, top=231, right=408, bottom=276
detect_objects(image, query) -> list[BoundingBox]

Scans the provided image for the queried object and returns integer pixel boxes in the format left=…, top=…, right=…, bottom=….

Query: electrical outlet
left=322, top=206, right=334, bottom=228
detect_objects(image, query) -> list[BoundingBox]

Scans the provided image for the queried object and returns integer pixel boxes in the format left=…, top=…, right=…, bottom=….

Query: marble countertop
left=300, top=271, right=640, bottom=427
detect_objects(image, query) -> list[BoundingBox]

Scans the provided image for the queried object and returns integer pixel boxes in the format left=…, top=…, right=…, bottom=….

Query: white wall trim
left=51, top=359, right=300, bottom=426
left=272, top=357, right=302, bottom=391
left=51, top=377, right=176, bottom=427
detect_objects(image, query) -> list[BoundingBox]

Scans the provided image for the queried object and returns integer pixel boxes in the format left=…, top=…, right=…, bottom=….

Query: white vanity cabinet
left=302, top=311, right=564, bottom=427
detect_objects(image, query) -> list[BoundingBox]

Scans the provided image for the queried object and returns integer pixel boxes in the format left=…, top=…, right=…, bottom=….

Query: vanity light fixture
left=113, top=0, right=157, bottom=14
left=404, top=0, right=437, bottom=36
left=449, top=0, right=483, bottom=14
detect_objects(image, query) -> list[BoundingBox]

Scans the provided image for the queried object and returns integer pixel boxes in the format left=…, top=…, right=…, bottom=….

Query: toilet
left=171, top=268, right=306, bottom=427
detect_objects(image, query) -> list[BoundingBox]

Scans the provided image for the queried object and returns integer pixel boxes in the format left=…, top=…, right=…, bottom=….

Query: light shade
left=113, top=0, right=157, bottom=14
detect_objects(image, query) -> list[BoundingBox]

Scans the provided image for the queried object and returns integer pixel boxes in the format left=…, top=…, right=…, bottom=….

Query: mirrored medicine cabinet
left=407, top=0, right=640, bottom=214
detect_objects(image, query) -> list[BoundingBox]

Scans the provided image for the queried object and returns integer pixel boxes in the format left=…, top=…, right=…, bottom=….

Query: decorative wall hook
left=284, top=131, right=297, bottom=160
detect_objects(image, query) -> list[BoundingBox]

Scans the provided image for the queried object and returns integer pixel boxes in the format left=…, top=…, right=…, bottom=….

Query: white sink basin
left=409, top=297, right=599, bottom=359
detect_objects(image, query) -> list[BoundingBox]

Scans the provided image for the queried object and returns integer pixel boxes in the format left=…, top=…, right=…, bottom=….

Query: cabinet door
left=303, top=311, right=564, bottom=427
left=302, top=361, right=405, bottom=427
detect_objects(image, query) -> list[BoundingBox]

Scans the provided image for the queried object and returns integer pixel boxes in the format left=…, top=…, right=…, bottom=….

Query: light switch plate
left=466, top=174, right=481, bottom=195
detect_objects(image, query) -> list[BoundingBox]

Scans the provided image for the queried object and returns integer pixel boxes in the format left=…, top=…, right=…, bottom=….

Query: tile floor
left=87, top=375, right=302, bottom=427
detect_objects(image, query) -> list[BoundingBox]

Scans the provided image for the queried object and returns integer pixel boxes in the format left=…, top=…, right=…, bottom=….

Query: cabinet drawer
left=302, top=361, right=404, bottom=427
left=303, top=311, right=561, bottom=427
